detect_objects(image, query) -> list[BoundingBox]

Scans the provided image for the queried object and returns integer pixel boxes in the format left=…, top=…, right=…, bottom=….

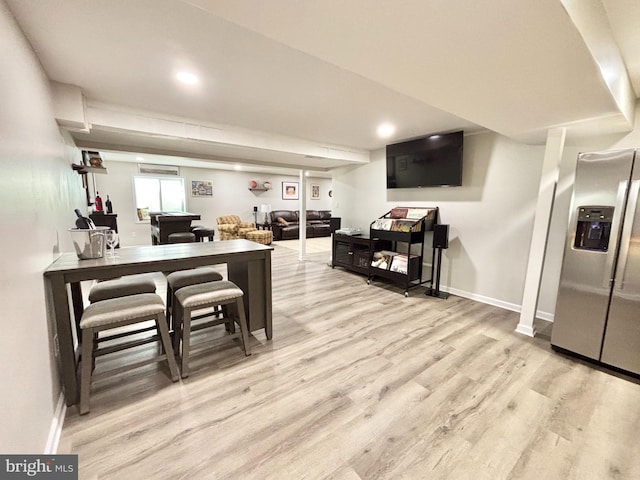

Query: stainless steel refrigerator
left=552, top=148, right=640, bottom=376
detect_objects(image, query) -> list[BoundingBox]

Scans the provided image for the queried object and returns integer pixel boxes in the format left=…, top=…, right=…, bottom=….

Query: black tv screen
left=386, top=131, right=463, bottom=188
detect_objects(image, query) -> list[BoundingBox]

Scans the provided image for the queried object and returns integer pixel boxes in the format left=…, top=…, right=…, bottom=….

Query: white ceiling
left=5, top=0, right=640, bottom=172
left=603, top=0, right=640, bottom=95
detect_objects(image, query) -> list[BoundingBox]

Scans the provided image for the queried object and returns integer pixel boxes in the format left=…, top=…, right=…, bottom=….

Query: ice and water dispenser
left=573, top=206, right=614, bottom=252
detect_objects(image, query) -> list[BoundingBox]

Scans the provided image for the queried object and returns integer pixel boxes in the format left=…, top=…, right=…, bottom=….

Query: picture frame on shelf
left=282, top=181, right=299, bottom=200
left=191, top=180, right=213, bottom=197
left=311, top=184, right=320, bottom=200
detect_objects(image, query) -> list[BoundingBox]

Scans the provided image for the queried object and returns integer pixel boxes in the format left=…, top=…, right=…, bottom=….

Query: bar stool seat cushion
left=80, top=294, right=165, bottom=329
left=166, top=267, right=223, bottom=291
left=175, top=280, right=244, bottom=309
left=88, top=277, right=156, bottom=303
left=168, top=232, right=196, bottom=243
left=192, top=226, right=215, bottom=242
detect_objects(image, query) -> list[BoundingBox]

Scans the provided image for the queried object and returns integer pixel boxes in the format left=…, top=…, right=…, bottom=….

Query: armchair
left=216, top=215, right=257, bottom=240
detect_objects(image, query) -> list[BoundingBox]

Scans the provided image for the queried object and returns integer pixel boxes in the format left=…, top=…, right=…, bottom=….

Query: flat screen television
left=386, top=130, right=463, bottom=188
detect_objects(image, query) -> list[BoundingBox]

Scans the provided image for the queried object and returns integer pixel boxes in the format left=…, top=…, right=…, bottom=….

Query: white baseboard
left=44, top=392, right=66, bottom=454
left=515, top=323, right=536, bottom=337
left=443, top=286, right=555, bottom=322
left=534, top=310, right=554, bottom=322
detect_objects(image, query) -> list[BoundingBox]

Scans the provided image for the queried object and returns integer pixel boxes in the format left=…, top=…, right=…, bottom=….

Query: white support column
left=298, top=170, right=307, bottom=260
left=516, top=127, right=566, bottom=337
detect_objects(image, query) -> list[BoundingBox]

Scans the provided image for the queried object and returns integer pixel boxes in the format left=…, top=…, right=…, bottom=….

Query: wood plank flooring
left=271, top=236, right=334, bottom=254
left=58, top=242, right=640, bottom=479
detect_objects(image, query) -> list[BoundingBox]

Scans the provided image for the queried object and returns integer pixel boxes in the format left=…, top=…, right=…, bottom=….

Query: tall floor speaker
left=329, top=217, right=342, bottom=233
left=426, top=224, right=450, bottom=299
left=433, top=224, right=449, bottom=249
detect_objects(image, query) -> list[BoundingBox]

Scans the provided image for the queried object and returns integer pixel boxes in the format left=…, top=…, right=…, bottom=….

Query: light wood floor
left=58, top=244, right=640, bottom=479
left=272, top=236, right=333, bottom=254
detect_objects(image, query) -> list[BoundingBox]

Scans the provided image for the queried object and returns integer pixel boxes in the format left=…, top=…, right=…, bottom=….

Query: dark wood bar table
left=149, top=211, right=201, bottom=244
left=43, top=239, right=273, bottom=406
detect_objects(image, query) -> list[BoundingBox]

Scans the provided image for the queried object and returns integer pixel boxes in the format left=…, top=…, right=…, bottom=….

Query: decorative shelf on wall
left=77, top=150, right=108, bottom=174
left=72, top=164, right=108, bottom=175
left=249, top=180, right=272, bottom=191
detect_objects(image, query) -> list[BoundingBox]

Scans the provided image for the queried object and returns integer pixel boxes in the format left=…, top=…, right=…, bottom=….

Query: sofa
left=270, top=210, right=339, bottom=240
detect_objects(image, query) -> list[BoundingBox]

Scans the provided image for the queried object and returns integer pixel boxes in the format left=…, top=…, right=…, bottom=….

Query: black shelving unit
left=332, top=233, right=391, bottom=276
left=367, top=207, right=438, bottom=296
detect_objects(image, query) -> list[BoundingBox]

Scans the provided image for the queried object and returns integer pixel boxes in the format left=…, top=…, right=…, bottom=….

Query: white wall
left=95, top=162, right=333, bottom=246
left=333, top=119, right=640, bottom=320
left=3, top=0, right=640, bottom=453
left=538, top=104, right=640, bottom=316
left=0, top=1, right=86, bottom=453
left=333, top=131, right=546, bottom=310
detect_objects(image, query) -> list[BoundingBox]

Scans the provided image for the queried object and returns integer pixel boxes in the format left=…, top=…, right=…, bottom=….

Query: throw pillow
left=277, top=217, right=289, bottom=227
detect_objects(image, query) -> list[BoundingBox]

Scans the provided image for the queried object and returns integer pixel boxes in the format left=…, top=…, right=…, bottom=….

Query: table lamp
left=259, top=204, right=271, bottom=225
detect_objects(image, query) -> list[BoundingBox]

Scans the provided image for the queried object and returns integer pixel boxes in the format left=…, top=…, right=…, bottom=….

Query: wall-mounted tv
left=386, top=130, right=463, bottom=188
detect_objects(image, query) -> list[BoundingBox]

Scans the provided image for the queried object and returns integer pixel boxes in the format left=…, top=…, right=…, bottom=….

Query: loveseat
left=270, top=210, right=339, bottom=240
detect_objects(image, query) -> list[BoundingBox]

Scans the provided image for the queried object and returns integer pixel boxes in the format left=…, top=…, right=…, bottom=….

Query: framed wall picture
left=191, top=180, right=213, bottom=197
left=311, top=184, right=320, bottom=200
left=282, top=181, right=299, bottom=200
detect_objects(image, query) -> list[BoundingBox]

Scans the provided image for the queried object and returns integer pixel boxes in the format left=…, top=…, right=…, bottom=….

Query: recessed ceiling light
left=377, top=123, right=396, bottom=138
left=176, top=71, right=199, bottom=85
left=136, top=156, right=144, bottom=161
left=234, top=164, right=242, bottom=171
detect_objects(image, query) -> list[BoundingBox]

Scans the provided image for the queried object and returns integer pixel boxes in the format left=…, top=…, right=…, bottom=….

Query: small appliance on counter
left=70, top=209, right=108, bottom=259
left=69, top=227, right=109, bottom=259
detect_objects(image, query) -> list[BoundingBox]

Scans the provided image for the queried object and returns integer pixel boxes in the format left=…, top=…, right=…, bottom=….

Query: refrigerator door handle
left=615, top=179, right=640, bottom=290
left=605, top=181, right=630, bottom=287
